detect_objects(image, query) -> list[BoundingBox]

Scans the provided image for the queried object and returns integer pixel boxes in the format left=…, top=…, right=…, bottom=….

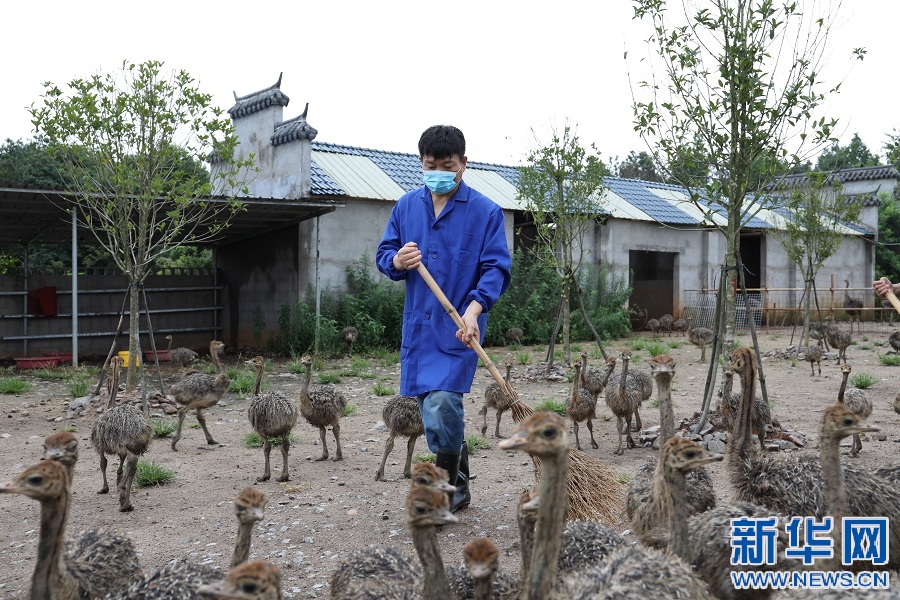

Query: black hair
left=418, top=125, right=466, bottom=160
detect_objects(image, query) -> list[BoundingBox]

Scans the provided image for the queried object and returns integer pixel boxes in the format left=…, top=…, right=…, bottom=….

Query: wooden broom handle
left=887, top=291, right=900, bottom=314
left=415, top=263, right=515, bottom=398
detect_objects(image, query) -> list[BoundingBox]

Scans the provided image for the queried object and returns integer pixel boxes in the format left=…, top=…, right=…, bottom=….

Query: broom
left=886, top=291, right=900, bottom=315
left=416, top=263, right=625, bottom=524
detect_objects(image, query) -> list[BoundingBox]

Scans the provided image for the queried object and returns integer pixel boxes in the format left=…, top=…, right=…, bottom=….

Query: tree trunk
left=561, top=277, right=571, bottom=365
left=723, top=216, right=740, bottom=352
left=126, top=283, right=140, bottom=392
left=574, top=280, right=608, bottom=360
left=546, top=299, right=564, bottom=373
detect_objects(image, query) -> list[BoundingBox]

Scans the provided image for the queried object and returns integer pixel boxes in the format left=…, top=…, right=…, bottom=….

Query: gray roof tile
left=228, top=75, right=290, bottom=119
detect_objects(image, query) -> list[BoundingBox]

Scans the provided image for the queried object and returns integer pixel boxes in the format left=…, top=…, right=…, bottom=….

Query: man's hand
left=457, top=301, right=483, bottom=348
left=393, top=242, right=421, bottom=271
left=873, top=277, right=897, bottom=299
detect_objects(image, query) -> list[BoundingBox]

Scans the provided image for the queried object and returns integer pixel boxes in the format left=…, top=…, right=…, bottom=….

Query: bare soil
left=1, top=328, right=898, bottom=598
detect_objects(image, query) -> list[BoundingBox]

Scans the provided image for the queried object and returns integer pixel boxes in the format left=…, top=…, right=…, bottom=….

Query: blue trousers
left=417, top=390, right=465, bottom=454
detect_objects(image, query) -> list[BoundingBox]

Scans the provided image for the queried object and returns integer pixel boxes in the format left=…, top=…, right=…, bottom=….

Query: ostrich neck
left=656, top=374, right=675, bottom=444
left=231, top=520, right=257, bottom=568
left=505, top=366, right=512, bottom=382
left=619, top=359, right=630, bottom=393
left=572, top=367, right=582, bottom=401
left=166, top=337, right=173, bottom=352
left=32, top=486, right=72, bottom=600
left=300, top=366, right=313, bottom=410
left=211, top=348, right=224, bottom=375
left=518, top=511, right=536, bottom=583
left=838, top=372, right=849, bottom=403
left=411, top=525, right=450, bottom=598
left=105, top=369, right=119, bottom=410
left=526, top=451, right=568, bottom=600
left=252, top=367, right=264, bottom=398
left=473, top=574, right=494, bottom=600
left=820, top=433, right=849, bottom=569
left=663, top=466, right=691, bottom=561
left=602, top=364, right=615, bottom=387
left=728, top=361, right=757, bottom=466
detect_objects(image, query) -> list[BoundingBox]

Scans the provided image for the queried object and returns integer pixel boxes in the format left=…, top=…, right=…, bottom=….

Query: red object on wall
left=27, top=287, right=57, bottom=317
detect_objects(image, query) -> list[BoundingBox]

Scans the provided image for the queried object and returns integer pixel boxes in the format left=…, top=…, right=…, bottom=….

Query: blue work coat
left=376, top=180, right=511, bottom=396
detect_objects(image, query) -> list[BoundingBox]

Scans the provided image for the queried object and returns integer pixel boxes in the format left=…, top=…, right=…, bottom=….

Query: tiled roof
left=228, top=75, right=290, bottom=119
left=306, top=141, right=885, bottom=235
left=772, top=165, right=900, bottom=190
left=272, top=107, right=318, bottom=146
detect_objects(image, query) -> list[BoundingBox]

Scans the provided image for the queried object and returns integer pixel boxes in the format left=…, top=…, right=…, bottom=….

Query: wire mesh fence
left=682, top=284, right=899, bottom=336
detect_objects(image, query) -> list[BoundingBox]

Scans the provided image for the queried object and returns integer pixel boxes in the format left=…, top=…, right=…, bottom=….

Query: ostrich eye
left=27, top=475, right=43, bottom=485
left=541, top=427, right=557, bottom=439
left=235, top=504, right=246, bottom=511
left=242, top=582, right=259, bottom=593
left=843, top=418, right=854, bottom=426
left=415, top=504, right=427, bottom=514
left=685, top=450, right=697, bottom=458
left=415, top=476, right=428, bottom=485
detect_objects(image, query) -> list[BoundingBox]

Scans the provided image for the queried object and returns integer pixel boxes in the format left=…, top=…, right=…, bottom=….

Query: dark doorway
left=629, top=250, right=676, bottom=329
left=739, top=233, right=763, bottom=289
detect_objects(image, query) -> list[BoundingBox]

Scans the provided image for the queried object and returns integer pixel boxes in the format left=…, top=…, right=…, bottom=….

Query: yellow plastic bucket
left=117, top=351, right=140, bottom=367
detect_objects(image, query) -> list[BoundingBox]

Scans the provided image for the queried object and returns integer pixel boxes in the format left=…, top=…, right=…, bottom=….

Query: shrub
left=135, top=461, right=176, bottom=487
left=68, top=378, right=89, bottom=397
left=317, top=372, right=342, bottom=384
left=373, top=382, right=396, bottom=396
left=645, top=343, right=667, bottom=357
left=343, top=403, right=358, bottom=417
left=415, top=452, right=436, bottom=463
left=516, top=352, right=530, bottom=365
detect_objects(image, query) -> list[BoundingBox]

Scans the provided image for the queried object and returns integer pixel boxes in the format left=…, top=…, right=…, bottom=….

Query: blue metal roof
left=306, top=141, right=883, bottom=235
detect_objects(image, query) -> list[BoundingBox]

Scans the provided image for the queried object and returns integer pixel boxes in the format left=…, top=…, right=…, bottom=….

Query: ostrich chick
left=340, top=326, right=358, bottom=356
left=480, top=363, right=515, bottom=438
left=804, top=345, right=824, bottom=376
left=42, top=431, right=79, bottom=480
left=376, top=394, right=425, bottom=481
left=246, top=356, right=298, bottom=482
left=838, top=364, right=873, bottom=458
left=169, top=340, right=229, bottom=450
left=566, top=360, right=599, bottom=450
left=167, top=335, right=199, bottom=368
left=197, top=560, right=283, bottom=600
left=300, top=355, right=347, bottom=461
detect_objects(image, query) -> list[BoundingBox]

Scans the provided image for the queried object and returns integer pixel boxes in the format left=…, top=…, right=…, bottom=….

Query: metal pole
left=71, top=208, right=79, bottom=366
left=314, top=215, right=321, bottom=355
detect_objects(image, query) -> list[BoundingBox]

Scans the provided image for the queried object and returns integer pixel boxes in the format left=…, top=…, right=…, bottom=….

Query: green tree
left=770, top=172, right=861, bottom=345
left=631, top=0, right=848, bottom=350
left=883, top=129, right=900, bottom=169
left=517, top=124, right=609, bottom=365
left=30, top=60, right=254, bottom=390
left=613, top=150, right=664, bottom=182
left=815, top=133, right=879, bottom=172
left=0, top=138, right=67, bottom=188
left=876, top=191, right=900, bottom=283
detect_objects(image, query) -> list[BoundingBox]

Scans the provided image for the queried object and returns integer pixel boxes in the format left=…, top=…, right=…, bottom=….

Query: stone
left=707, top=438, right=727, bottom=454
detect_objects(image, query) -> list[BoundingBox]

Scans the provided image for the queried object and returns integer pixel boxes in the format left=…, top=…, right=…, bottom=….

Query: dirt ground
left=1, top=326, right=899, bottom=598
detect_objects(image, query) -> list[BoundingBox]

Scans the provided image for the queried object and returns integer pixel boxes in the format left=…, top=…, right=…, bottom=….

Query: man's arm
left=376, top=207, right=412, bottom=281
left=873, top=277, right=900, bottom=298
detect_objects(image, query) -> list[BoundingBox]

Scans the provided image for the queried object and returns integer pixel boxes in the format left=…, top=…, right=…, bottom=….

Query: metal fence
left=683, top=284, right=898, bottom=335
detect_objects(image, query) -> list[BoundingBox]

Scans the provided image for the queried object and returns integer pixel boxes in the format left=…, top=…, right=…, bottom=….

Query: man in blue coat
left=376, top=125, right=511, bottom=512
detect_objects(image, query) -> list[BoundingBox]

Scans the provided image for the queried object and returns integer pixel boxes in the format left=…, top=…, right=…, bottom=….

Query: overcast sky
left=3, top=1, right=897, bottom=167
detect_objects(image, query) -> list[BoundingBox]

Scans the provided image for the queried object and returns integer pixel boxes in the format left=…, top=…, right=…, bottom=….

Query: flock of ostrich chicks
left=3, top=311, right=900, bottom=599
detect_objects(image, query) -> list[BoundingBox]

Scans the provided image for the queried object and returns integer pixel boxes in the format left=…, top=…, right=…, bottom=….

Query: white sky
left=3, top=1, right=898, bottom=167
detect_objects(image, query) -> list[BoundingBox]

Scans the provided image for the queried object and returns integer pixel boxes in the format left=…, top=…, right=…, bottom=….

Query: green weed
left=150, top=419, right=178, bottom=438
left=0, top=378, right=31, bottom=394
left=373, top=382, right=396, bottom=396
left=135, top=461, right=176, bottom=487
left=343, top=403, right=358, bottom=417
left=243, top=432, right=299, bottom=448
left=517, top=352, right=530, bottom=365
left=68, top=379, right=89, bottom=397
left=317, top=372, right=342, bottom=384
left=465, top=434, right=492, bottom=451
left=415, top=452, right=436, bottom=463
left=850, top=373, right=877, bottom=389
left=645, top=343, right=666, bottom=357
left=534, top=399, right=566, bottom=417
left=879, top=354, right=900, bottom=367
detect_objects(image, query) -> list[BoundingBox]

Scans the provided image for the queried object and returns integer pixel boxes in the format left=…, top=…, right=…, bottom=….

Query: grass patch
left=874, top=341, right=887, bottom=347
left=570, top=344, right=583, bottom=353
left=373, top=382, right=396, bottom=396
left=0, top=377, right=31, bottom=394
left=477, top=352, right=501, bottom=367
left=287, top=358, right=307, bottom=374
left=645, top=342, right=667, bottom=357
left=377, top=351, right=400, bottom=367
left=857, top=344, right=872, bottom=351
left=135, top=461, right=176, bottom=487
left=61, top=424, right=77, bottom=433
left=534, top=399, right=567, bottom=417
left=150, top=418, right=178, bottom=438
left=651, top=398, right=661, bottom=409
left=553, top=348, right=564, bottom=361
left=243, top=432, right=300, bottom=448
left=589, top=347, right=604, bottom=359
left=343, top=403, right=358, bottom=417
left=879, top=354, right=900, bottom=367
left=465, top=434, right=492, bottom=451
left=68, top=378, right=89, bottom=397
left=850, top=373, right=877, bottom=389
left=415, top=452, right=436, bottom=463
left=617, top=473, right=634, bottom=484
left=350, top=356, right=369, bottom=371
left=666, top=340, right=684, bottom=349
left=517, top=352, right=530, bottom=365
left=228, top=368, right=264, bottom=396
left=317, top=372, right=342, bottom=384
left=627, top=338, right=647, bottom=350
left=29, top=367, right=71, bottom=380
